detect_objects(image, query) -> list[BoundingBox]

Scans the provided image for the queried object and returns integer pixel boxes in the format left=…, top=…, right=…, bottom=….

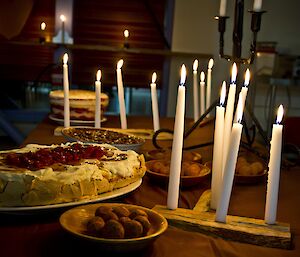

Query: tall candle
left=95, top=69, right=101, bottom=128
left=116, top=59, right=127, bottom=129
left=253, top=0, right=262, bottom=11
left=206, top=59, right=214, bottom=117
left=210, top=81, right=226, bottom=210
left=200, top=71, right=205, bottom=116
left=150, top=72, right=160, bottom=132
left=234, top=68, right=250, bottom=123
left=63, top=53, right=70, bottom=128
left=222, top=63, right=237, bottom=175
left=215, top=94, right=244, bottom=222
left=167, top=64, right=187, bottom=210
left=219, top=0, right=227, bottom=16
left=193, top=59, right=199, bottom=122
left=265, top=105, right=284, bottom=224
left=60, top=14, right=66, bottom=44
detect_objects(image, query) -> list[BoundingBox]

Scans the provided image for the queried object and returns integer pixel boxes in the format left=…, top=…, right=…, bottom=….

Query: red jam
left=4, top=143, right=106, bottom=171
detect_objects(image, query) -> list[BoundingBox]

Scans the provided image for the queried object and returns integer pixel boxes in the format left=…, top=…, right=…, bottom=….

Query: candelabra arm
left=215, top=16, right=231, bottom=61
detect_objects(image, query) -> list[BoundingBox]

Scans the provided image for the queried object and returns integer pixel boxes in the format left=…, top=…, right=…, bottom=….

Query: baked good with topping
left=0, top=142, right=146, bottom=207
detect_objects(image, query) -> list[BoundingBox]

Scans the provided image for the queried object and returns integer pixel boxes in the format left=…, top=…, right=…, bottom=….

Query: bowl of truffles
left=59, top=203, right=168, bottom=252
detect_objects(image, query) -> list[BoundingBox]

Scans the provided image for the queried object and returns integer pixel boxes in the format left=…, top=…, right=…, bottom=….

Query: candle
left=60, top=14, right=66, bottom=44
left=95, top=69, right=101, bottom=128
left=63, top=53, right=70, bottom=128
left=167, top=64, right=187, bottom=210
left=124, top=29, right=129, bottom=48
left=219, top=0, right=227, bottom=16
left=234, top=68, right=250, bottom=123
left=116, top=59, right=127, bottom=129
left=40, top=22, right=46, bottom=31
left=150, top=72, right=160, bottom=132
left=206, top=59, right=214, bottom=117
left=193, top=59, right=199, bottom=122
left=265, top=105, right=284, bottom=224
left=222, top=63, right=237, bottom=175
left=215, top=94, right=244, bottom=222
left=200, top=71, right=205, bottom=116
left=210, top=81, right=226, bottom=210
left=253, top=0, right=262, bottom=11
left=40, top=22, right=46, bottom=43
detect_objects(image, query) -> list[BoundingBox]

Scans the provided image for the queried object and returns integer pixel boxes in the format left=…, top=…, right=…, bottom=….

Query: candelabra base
left=152, top=190, right=291, bottom=249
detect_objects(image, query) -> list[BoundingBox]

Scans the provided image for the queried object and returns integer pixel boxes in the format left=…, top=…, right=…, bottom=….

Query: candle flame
left=220, top=81, right=226, bottom=106
left=180, top=64, right=187, bottom=85
left=193, top=59, right=198, bottom=71
left=244, top=68, right=250, bottom=87
left=200, top=71, right=205, bottom=82
left=63, top=53, right=68, bottom=64
left=152, top=72, right=157, bottom=83
left=208, top=58, right=214, bottom=69
left=124, top=29, right=129, bottom=38
left=236, top=92, right=243, bottom=123
left=96, top=70, right=101, bottom=81
left=60, top=14, right=66, bottom=22
left=40, top=22, right=46, bottom=31
left=117, top=59, right=124, bottom=69
left=276, top=105, right=284, bottom=124
left=231, top=63, right=237, bottom=83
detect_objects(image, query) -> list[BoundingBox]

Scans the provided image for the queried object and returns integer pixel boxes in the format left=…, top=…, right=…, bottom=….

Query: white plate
left=49, top=114, right=107, bottom=126
left=0, top=179, right=142, bottom=213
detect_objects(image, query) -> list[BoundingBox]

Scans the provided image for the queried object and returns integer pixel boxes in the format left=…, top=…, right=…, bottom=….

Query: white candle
left=253, top=0, right=262, bottom=11
left=167, top=64, right=186, bottom=210
left=222, top=63, right=237, bottom=175
left=193, top=59, right=199, bottom=122
left=234, top=68, right=250, bottom=123
left=206, top=59, right=214, bottom=117
left=210, top=81, right=226, bottom=210
left=219, top=0, right=227, bottom=16
left=116, top=59, right=127, bottom=129
left=150, top=72, right=160, bottom=132
left=63, top=53, right=70, bottom=127
left=95, top=69, right=101, bottom=128
left=200, top=71, right=205, bottom=116
left=215, top=95, right=244, bottom=223
left=60, top=14, right=66, bottom=44
left=265, top=105, right=284, bottom=224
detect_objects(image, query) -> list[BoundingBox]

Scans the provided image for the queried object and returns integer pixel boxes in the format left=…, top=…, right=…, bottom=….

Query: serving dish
left=59, top=202, right=168, bottom=252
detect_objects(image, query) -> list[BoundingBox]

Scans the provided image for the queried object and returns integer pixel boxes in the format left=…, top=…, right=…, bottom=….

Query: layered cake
left=49, top=89, right=109, bottom=121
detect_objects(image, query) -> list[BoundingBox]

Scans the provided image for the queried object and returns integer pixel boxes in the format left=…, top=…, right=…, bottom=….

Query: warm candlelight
left=253, top=0, right=262, bottom=11
left=150, top=72, right=160, bottom=132
left=116, top=59, right=127, bottom=129
left=95, top=69, right=102, bottom=128
left=219, top=0, right=227, bottom=16
left=40, top=22, right=46, bottom=31
left=211, top=81, right=226, bottom=210
left=200, top=71, right=205, bottom=116
left=216, top=94, right=244, bottom=223
left=60, top=14, right=66, bottom=44
left=265, top=105, right=284, bottom=224
left=63, top=53, right=70, bottom=127
left=124, top=29, right=129, bottom=48
left=206, top=58, right=214, bottom=117
left=167, top=64, right=187, bottom=210
left=193, top=59, right=199, bottom=122
left=222, top=63, right=237, bottom=175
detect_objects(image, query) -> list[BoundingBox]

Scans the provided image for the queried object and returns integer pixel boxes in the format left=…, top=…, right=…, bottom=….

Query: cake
left=49, top=89, right=109, bottom=121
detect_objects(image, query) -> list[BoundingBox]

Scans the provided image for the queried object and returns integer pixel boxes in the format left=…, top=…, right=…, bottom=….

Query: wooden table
left=1, top=115, right=299, bottom=257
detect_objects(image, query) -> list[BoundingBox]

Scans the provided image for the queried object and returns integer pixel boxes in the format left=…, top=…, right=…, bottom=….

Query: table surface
left=1, top=115, right=299, bottom=257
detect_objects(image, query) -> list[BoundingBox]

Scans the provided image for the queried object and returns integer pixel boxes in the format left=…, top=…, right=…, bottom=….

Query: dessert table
left=0, top=115, right=299, bottom=257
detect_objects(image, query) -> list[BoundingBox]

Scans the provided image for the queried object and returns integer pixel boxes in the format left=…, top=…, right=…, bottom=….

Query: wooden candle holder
left=152, top=190, right=291, bottom=249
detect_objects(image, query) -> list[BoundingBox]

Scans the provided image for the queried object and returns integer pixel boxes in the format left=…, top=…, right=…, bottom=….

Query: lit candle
left=193, top=59, right=199, bottom=122
left=124, top=29, right=129, bottom=48
left=150, top=72, right=160, bottom=132
left=210, top=81, right=226, bottom=210
left=40, top=22, right=46, bottom=43
left=60, top=14, right=66, bottom=44
left=116, top=59, right=127, bottom=129
left=206, top=59, right=214, bottom=117
left=40, top=22, right=46, bottom=31
left=167, top=64, right=187, bottom=210
left=215, top=94, right=244, bottom=222
left=219, top=0, right=227, bottom=16
left=234, top=68, right=250, bottom=122
left=63, top=53, right=70, bottom=127
left=199, top=71, right=205, bottom=116
left=265, top=105, right=284, bottom=225
left=95, top=69, right=101, bottom=128
left=222, top=63, right=237, bottom=175
left=253, top=0, right=262, bottom=11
